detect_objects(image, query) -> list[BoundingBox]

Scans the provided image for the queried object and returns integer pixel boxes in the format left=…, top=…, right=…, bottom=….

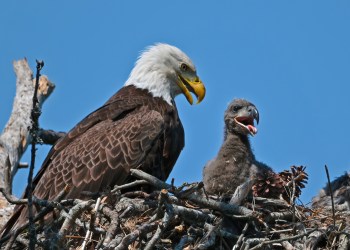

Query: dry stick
left=324, top=165, right=336, bottom=228
left=230, top=180, right=254, bottom=206
left=0, top=59, right=54, bottom=237
left=248, top=228, right=317, bottom=250
left=27, top=60, right=44, bottom=250
left=196, top=223, right=218, bottom=249
left=174, top=235, right=195, bottom=250
left=111, top=180, right=149, bottom=194
left=58, top=200, right=95, bottom=238
left=100, top=206, right=120, bottom=246
left=232, top=222, right=249, bottom=250
left=130, top=169, right=254, bottom=217
left=0, top=188, right=27, bottom=205
left=38, top=129, right=66, bottom=145
left=253, top=197, right=290, bottom=208
left=115, top=222, right=158, bottom=250
left=18, top=162, right=29, bottom=169
left=291, top=178, right=297, bottom=228
left=144, top=203, right=174, bottom=250
left=172, top=204, right=216, bottom=224
left=81, top=197, right=102, bottom=250
left=265, top=211, right=294, bottom=223
left=0, top=186, right=69, bottom=248
left=338, top=233, right=350, bottom=250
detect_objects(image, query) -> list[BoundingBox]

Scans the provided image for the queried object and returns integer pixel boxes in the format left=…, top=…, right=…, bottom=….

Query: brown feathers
left=2, top=85, right=184, bottom=236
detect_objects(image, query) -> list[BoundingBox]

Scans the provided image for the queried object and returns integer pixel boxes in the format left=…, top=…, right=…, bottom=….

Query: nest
left=1, top=168, right=349, bottom=250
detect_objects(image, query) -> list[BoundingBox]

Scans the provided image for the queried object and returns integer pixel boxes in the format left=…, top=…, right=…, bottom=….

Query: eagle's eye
left=232, top=105, right=241, bottom=112
left=180, top=63, right=188, bottom=72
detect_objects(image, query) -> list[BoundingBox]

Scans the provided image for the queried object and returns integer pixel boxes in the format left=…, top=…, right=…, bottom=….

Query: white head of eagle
left=125, top=43, right=206, bottom=105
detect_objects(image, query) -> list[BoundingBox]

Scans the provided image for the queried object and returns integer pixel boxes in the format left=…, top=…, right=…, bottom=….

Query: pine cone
left=279, top=165, right=308, bottom=201
left=252, top=171, right=284, bottom=198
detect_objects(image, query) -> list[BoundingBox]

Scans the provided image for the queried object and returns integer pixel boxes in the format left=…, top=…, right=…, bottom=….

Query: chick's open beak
left=177, top=75, right=206, bottom=105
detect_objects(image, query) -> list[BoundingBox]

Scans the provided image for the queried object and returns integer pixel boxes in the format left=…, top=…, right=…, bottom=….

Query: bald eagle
left=1, top=43, right=205, bottom=237
left=203, top=99, right=271, bottom=197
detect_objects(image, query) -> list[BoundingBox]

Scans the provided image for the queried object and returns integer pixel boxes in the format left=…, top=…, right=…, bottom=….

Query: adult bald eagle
left=203, top=99, right=271, bottom=197
left=1, top=43, right=205, bottom=237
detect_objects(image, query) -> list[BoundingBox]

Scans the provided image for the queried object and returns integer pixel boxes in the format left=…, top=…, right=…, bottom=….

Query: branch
left=0, top=59, right=55, bottom=227
left=196, top=223, right=218, bottom=249
left=249, top=228, right=317, bottom=250
left=111, top=180, right=149, bottom=194
left=38, top=129, right=66, bottom=145
left=229, top=179, right=254, bottom=206
left=325, top=165, right=336, bottom=228
left=27, top=59, right=44, bottom=250
left=144, top=202, right=174, bottom=250
left=81, top=197, right=102, bottom=250
left=130, top=169, right=255, bottom=217
left=58, top=200, right=95, bottom=240
left=0, top=186, right=69, bottom=247
left=233, top=222, right=249, bottom=250
left=115, top=222, right=158, bottom=250
left=174, top=235, right=194, bottom=250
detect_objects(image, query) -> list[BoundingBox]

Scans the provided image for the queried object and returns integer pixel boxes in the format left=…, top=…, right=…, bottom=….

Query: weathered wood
left=0, top=59, right=55, bottom=228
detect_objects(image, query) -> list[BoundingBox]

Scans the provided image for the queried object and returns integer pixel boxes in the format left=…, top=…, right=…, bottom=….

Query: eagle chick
left=203, top=99, right=272, bottom=196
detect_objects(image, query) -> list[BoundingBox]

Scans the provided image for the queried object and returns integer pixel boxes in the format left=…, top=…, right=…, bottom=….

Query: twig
left=229, top=180, right=253, bottom=206
left=18, top=162, right=29, bottom=169
left=100, top=206, right=120, bottom=246
left=130, top=169, right=255, bottom=217
left=233, top=222, right=249, bottom=250
left=81, top=197, right=102, bottom=250
left=38, top=129, right=66, bottom=145
left=172, top=204, right=216, bottom=224
left=144, top=203, right=174, bottom=250
left=249, top=228, right=317, bottom=250
left=27, top=60, right=44, bottom=250
left=0, top=187, right=28, bottom=205
left=174, top=235, right=195, bottom=250
left=58, top=200, right=94, bottom=241
left=177, top=182, right=204, bottom=198
left=0, top=59, right=54, bottom=228
left=115, top=222, right=158, bottom=250
left=155, top=189, right=169, bottom=221
left=253, top=197, right=290, bottom=208
left=281, top=240, right=294, bottom=250
left=111, top=179, right=149, bottom=194
left=338, top=233, right=350, bottom=250
left=265, top=211, right=294, bottom=223
left=196, top=223, right=218, bottom=249
left=325, top=165, right=336, bottom=228
left=0, top=186, right=69, bottom=246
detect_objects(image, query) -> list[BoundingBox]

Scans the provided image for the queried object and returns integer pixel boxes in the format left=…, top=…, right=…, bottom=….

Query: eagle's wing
left=34, top=106, right=165, bottom=200
left=1, top=105, right=165, bottom=235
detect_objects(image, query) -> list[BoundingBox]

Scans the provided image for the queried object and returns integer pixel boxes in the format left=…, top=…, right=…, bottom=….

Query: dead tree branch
left=0, top=59, right=55, bottom=228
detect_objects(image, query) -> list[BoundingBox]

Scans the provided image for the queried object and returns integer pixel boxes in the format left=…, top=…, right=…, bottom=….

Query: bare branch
left=38, top=129, right=66, bottom=145
left=249, top=228, right=317, bottom=250
left=115, top=222, right=158, bottom=250
left=325, top=165, right=336, bottom=228
left=27, top=59, right=44, bottom=250
left=0, top=59, right=55, bottom=227
left=130, top=169, right=255, bottom=217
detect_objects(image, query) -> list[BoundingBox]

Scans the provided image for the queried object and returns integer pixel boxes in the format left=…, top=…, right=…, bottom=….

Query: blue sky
left=1, top=1, right=349, bottom=203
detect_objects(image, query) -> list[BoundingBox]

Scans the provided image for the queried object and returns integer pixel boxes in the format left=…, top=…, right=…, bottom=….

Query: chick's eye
left=180, top=63, right=188, bottom=71
left=232, top=106, right=241, bottom=112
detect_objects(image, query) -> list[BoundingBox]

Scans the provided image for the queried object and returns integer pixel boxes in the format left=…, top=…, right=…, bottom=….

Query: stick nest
left=2, top=168, right=350, bottom=250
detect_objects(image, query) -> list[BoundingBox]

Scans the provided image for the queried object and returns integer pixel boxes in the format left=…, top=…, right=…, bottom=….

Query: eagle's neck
left=124, top=63, right=178, bottom=106
left=220, top=131, right=255, bottom=162
left=125, top=80, right=173, bottom=106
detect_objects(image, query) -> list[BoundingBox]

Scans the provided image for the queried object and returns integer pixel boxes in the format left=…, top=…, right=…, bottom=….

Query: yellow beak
left=177, top=75, right=206, bottom=105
